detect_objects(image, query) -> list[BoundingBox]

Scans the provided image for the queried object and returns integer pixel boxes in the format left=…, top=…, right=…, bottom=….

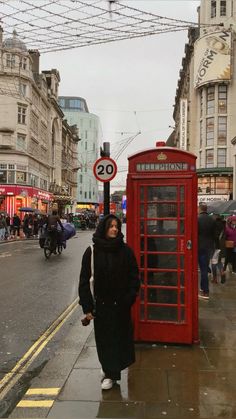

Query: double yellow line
left=0, top=297, right=79, bottom=400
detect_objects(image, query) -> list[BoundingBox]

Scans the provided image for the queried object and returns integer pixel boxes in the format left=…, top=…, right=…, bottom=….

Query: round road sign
left=93, top=157, right=117, bottom=182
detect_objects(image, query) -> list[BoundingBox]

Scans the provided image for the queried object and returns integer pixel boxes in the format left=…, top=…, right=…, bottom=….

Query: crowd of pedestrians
left=0, top=213, right=44, bottom=241
left=198, top=202, right=236, bottom=300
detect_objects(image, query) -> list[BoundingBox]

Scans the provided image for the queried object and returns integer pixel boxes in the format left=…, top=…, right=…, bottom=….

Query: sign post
left=93, top=142, right=117, bottom=216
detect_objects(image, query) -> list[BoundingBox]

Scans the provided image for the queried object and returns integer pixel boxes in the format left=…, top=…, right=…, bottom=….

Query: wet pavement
left=7, top=269, right=236, bottom=418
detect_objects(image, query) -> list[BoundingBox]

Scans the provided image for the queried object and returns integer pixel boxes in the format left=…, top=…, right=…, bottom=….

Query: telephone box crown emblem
left=157, top=152, right=167, bottom=161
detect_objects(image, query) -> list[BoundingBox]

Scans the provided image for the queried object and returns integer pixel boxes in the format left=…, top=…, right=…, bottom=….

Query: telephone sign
left=93, top=157, right=117, bottom=182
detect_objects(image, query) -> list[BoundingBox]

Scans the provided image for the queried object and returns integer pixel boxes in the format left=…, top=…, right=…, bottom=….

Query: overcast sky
left=40, top=0, right=200, bottom=190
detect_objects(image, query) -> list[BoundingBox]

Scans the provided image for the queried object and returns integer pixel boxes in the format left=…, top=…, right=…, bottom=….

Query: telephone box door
left=132, top=177, right=196, bottom=344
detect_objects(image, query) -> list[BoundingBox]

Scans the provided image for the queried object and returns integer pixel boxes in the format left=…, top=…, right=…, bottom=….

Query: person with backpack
left=46, top=210, right=64, bottom=254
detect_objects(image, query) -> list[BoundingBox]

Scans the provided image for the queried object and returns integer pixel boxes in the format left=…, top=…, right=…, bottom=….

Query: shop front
left=0, top=185, right=53, bottom=217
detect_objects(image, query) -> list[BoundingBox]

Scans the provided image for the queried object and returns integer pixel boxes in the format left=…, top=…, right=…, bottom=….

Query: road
left=0, top=231, right=93, bottom=376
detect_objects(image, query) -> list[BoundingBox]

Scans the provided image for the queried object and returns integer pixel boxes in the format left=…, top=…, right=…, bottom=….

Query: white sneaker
left=101, top=378, right=115, bottom=390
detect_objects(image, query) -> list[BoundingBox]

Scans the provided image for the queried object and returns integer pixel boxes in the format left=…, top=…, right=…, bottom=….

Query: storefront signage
left=0, top=185, right=53, bottom=200
left=198, top=194, right=229, bottom=203
left=136, top=162, right=191, bottom=171
left=194, top=31, right=231, bottom=88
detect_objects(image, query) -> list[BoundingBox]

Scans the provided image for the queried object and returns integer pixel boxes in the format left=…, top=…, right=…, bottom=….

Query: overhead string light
left=0, top=0, right=217, bottom=54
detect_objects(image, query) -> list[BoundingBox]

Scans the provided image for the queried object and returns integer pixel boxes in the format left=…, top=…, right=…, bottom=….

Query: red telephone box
left=127, top=144, right=198, bottom=344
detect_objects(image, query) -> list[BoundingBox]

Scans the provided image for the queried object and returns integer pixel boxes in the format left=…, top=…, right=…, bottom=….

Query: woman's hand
left=86, top=312, right=95, bottom=320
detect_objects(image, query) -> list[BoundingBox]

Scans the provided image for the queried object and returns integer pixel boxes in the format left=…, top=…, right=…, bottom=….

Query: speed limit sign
left=93, top=157, right=117, bottom=182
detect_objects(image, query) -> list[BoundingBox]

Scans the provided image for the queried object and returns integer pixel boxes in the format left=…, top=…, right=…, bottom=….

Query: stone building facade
left=0, top=28, right=79, bottom=216
left=171, top=0, right=236, bottom=202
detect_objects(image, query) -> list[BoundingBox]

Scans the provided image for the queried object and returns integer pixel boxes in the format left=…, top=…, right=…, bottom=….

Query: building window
left=79, top=174, right=83, bottom=183
left=218, top=116, right=227, bottom=145
left=89, top=191, right=91, bottom=199
left=18, top=105, right=27, bottom=124
left=0, top=170, right=7, bottom=183
left=206, top=117, right=214, bottom=147
left=40, top=178, right=47, bottom=190
left=218, top=84, right=227, bottom=113
left=217, top=148, right=226, bottom=167
left=85, top=141, right=87, bottom=150
left=211, top=0, right=216, bottom=17
left=29, top=173, right=38, bottom=187
left=200, top=121, right=203, bottom=148
left=8, top=171, right=15, bottom=183
left=85, top=130, right=88, bottom=139
left=16, top=171, right=27, bottom=184
left=17, top=134, right=26, bottom=151
left=30, top=112, right=39, bottom=135
left=207, top=86, right=215, bottom=115
left=19, top=82, right=27, bottom=97
left=20, top=57, right=27, bottom=70
left=6, top=53, right=16, bottom=68
left=84, top=191, right=87, bottom=199
left=220, top=0, right=226, bottom=16
left=199, top=151, right=202, bottom=168
left=206, top=149, right=214, bottom=168
left=200, top=89, right=203, bottom=117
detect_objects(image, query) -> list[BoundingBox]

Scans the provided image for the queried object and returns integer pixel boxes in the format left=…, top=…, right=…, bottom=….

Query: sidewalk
left=9, top=272, right=236, bottom=419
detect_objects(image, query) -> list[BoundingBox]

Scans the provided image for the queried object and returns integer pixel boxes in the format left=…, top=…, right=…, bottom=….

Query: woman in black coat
left=79, top=214, right=140, bottom=390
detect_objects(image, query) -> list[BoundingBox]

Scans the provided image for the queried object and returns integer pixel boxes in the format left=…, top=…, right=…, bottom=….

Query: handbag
left=225, top=240, right=234, bottom=248
left=81, top=245, right=95, bottom=327
left=89, top=244, right=94, bottom=299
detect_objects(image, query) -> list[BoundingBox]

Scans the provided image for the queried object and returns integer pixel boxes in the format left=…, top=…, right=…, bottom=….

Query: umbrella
left=19, top=207, right=34, bottom=212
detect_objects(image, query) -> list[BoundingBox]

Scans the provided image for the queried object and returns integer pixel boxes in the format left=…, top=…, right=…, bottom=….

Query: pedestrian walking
left=198, top=203, right=217, bottom=300
left=5, top=214, right=11, bottom=238
left=223, top=216, right=236, bottom=274
left=0, top=214, right=7, bottom=240
left=79, top=214, right=140, bottom=390
left=211, top=214, right=226, bottom=284
left=12, top=213, right=21, bottom=238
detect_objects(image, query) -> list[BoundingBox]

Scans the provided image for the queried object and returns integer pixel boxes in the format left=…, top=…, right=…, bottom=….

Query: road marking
left=17, top=400, right=54, bottom=408
left=0, top=297, right=79, bottom=399
left=26, top=388, right=60, bottom=396
left=0, top=252, right=12, bottom=258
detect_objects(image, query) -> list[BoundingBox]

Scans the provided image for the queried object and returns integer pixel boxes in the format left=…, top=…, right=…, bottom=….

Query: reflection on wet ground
left=10, top=271, right=236, bottom=418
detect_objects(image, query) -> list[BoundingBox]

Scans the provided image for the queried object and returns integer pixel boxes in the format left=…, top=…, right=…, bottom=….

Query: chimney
left=28, top=49, right=40, bottom=74
left=0, top=26, right=3, bottom=47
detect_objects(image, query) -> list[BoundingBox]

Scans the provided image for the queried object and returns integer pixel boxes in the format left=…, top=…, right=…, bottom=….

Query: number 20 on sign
left=93, top=157, right=117, bottom=182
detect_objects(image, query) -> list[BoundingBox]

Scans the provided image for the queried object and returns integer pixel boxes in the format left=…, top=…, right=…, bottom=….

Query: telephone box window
left=148, top=271, right=178, bottom=286
left=180, top=272, right=185, bottom=286
left=147, top=237, right=177, bottom=252
left=140, top=221, right=144, bottom=234
left=140, top=186, right=144, bottom=201
left=148, top=186, right=177, bottom=201
left=148, top=254, right=178, bottom=269
left=180, top=186, right=185, bottom=201
left=148, top=306, right=178, bottom=322
left=140, top=204, right=145, bottom=217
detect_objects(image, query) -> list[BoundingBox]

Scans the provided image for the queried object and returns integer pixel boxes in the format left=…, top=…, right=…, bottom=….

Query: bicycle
left=44, top=235, right=63, bottom=259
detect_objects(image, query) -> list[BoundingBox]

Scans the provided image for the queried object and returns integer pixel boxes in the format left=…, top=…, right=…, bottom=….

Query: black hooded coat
left=79, top=215, right=140, bottom=374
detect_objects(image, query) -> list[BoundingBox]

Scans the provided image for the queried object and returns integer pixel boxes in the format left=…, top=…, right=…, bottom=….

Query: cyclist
left=45, top=210, right=64, bottom=254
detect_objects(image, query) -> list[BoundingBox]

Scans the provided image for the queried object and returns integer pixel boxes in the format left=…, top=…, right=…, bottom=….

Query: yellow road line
left=26, top=388, right=60, bottom=396
left=0, top=298, right=79, bottom=399
left=17, top=400, right=54, bottom=408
